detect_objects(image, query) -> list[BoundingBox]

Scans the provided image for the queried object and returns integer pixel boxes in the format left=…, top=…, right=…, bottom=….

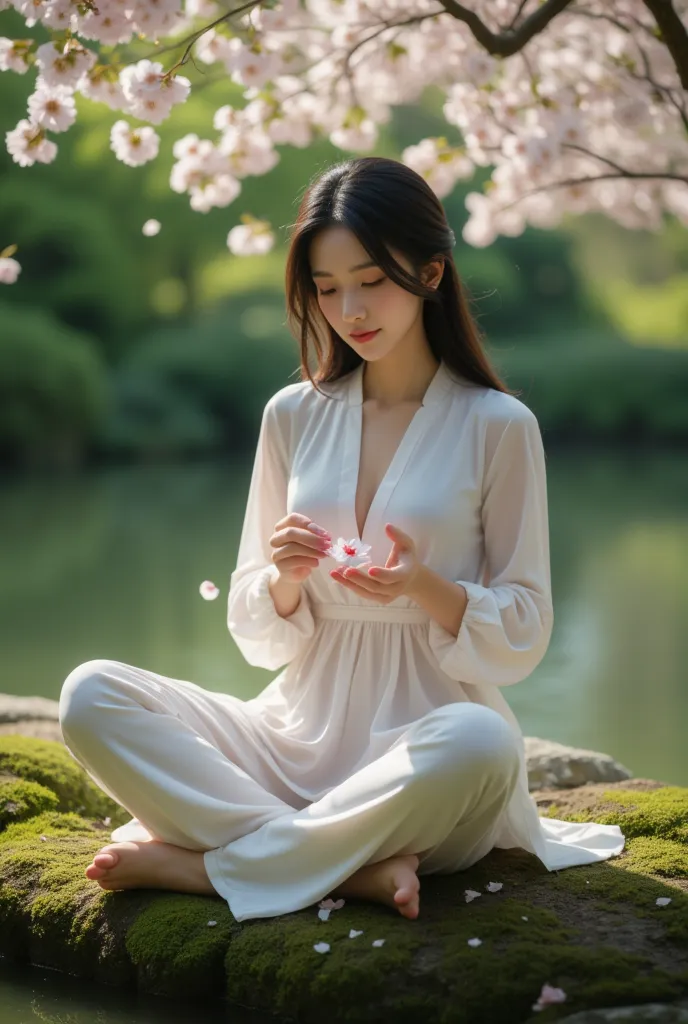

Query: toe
left=94, top=852, right=117, bottom=868
left=85, top=864, right=107, bottom=880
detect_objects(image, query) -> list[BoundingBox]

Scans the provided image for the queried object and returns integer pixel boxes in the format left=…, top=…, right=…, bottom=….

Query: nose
left=341, top=289, right=366, bottom=323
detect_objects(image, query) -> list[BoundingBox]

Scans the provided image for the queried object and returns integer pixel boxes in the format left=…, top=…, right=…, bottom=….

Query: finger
left=386, top=523, right=411, bottom=546
left=330, top=570, right=386, bottom=601
left=365, top=565, right=398, bottom=582
left=271, top=525, right=331, bottom=553
left=274, top=512, right=312, bottom=533
left=340, top=566, right=386, bottom=593
left=277, top=558, right=319, bottom=575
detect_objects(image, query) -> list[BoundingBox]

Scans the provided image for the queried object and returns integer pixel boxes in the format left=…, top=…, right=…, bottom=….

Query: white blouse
left=227, top=359, right=625, bottom=871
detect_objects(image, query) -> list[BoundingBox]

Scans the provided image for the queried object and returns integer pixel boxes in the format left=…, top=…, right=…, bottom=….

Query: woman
left=59, top=156, right=625, bottom=924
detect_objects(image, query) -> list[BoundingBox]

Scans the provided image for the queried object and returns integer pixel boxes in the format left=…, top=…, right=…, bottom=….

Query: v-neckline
left=342, top=360, right=453, bottom=546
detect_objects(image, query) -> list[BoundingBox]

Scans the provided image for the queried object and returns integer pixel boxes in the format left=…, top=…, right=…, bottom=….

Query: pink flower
left=327, top=537, right=372, bottom=567
left=0, top=256, right=21, bottom=284
left=199, top=580, right=219, bottom=601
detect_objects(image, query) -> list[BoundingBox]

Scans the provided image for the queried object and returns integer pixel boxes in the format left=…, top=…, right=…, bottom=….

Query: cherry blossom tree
left=1, top=0, right=687, bottom=251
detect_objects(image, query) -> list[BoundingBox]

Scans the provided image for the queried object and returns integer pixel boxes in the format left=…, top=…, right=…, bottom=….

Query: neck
left=362, top=350, right=440, bottom=407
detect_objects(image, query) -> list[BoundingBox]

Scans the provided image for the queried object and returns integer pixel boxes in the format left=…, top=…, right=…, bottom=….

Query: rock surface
left=525, top=736, right=634, bottom=791
left=0, top=693, right=634, bottom=791
left=0, top=733, right=687, bottom=1024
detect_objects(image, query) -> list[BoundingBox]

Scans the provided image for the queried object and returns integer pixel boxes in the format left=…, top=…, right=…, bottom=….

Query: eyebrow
left=311, top=260, right=378, bottom=278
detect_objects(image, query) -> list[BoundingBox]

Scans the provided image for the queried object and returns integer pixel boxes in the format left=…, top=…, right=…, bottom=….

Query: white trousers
left=58, top=659, right=522, bottom=922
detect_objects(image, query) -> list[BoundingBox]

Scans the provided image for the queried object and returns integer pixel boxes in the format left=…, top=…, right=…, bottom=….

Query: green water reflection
left=0, top=958, right=271, bottom=1022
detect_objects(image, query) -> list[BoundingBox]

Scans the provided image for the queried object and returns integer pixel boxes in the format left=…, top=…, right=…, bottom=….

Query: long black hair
left=284, top=155, right=517, bottom=397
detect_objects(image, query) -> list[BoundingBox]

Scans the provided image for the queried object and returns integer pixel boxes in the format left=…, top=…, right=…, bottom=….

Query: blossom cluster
left=1, top=0, right=687, bottom=248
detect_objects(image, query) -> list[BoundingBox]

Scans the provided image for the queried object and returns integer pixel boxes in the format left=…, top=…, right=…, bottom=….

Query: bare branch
left=436, top=0, right=573, bottom=56
left=505, top=1, right=530, bottom=33
left=641, top=0, right=688, bottom=90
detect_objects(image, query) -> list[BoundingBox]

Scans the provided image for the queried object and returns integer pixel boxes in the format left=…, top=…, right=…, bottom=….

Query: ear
left=422, top=258, right=444, bottom=291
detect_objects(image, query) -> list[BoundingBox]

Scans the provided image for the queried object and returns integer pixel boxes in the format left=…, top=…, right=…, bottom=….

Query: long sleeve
left=427, top=399, right=554, bottom=687
left=227, top=394, right=316, bottom=670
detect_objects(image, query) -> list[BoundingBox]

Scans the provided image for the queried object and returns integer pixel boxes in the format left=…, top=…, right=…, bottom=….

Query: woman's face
left=309, top=225, right=440, bottom=360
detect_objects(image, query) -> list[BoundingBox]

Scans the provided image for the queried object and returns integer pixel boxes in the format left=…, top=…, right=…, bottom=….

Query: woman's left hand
left=330, top=524, right=422, bottom=603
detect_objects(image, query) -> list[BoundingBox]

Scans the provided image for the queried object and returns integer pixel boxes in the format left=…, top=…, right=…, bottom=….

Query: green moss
left=125, top=894, right=236, bottom=997
left=0, top=751, right=686, bottom=1022
left=0, top=735, right=126, bottom=823
left=0, top=774, right=59, bottom=829
left=540, top=785, right=688, bottom=842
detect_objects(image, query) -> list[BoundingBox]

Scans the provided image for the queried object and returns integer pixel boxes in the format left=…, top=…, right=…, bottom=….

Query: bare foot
left=85, top=841, right=216, bottom=896
left=329, top=854, right=421, bottom=920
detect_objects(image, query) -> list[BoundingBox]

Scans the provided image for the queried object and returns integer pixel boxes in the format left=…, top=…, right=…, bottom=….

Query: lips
left=350, top=329, right=380, bottom=342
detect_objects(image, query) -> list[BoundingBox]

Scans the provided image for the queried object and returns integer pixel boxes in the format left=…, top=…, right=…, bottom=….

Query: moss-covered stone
left=0, top=735, right=127, bottom=824
left=0, top=773, right=59, bottom=828
left=1, top=736, right=687, bottom=1023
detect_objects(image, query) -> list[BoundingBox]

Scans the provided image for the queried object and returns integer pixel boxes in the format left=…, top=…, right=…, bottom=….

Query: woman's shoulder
left=468, top=385, right=539, bottom=429
left=264, top=372, right=347, bottom=419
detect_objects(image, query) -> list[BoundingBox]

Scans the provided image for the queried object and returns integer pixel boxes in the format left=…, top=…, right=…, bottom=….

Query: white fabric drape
left=222, top=360, right=624, bottom=872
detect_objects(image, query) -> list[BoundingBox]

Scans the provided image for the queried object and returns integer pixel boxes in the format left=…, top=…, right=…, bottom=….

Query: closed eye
left=317, top=277, right=386, bottom=297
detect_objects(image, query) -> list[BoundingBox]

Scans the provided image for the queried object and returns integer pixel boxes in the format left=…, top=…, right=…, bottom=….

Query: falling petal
left=40, top=835, right=47, bottom=842
left=486, top=881, right=503, bottom=892
left=532, top=984, right=567, bottom=1012
left=313, top=942, right=330, bottom=954
left=656, top=897, right=672, bottom=906
left=467, top=938, right=482, bottom=947
left=199, top=580, right=220, bottom=601
left=207, top=920, right=217, bottom=927
left=349, top=929, right=363, bottom=938
left=372, top=939, right=385, bottom=947
left=465, top=889, right=481, bottom=903
left=142, top=218, right=161, bottom=236
left=521, top=916, right=529, bottom=921
left=318, top=909, right=331, bottom=921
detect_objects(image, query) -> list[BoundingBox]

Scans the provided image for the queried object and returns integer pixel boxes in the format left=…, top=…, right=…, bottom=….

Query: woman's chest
left=286, top=394, right=483, bottom=565
left=355, top=401, right=423, bottom=541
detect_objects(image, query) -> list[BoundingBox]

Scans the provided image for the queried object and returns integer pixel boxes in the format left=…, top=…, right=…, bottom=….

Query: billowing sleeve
left=427, top=400, right=554, bottom=687
left=227, top=394, right=316, bottom=670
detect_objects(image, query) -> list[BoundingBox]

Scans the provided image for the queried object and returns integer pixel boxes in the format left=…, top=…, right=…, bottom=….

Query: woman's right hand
left=270, top=513, right=332, bottom=584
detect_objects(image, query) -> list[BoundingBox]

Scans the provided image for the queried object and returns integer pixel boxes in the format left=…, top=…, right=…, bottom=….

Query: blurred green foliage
left=0, top=17, right=686, bottom=469
left=494, top=333, right=688, bottom=442
left=0, top=302, right=108, bottom=469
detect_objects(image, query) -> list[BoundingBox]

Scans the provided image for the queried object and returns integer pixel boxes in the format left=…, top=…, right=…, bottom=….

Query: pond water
left=1, top=447, right=687, bottom=1020
left=0, top=958, right=273, bottom=1022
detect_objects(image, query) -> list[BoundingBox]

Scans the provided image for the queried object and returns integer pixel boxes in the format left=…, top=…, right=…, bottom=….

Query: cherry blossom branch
left=642, top=0, right=688, bottom=90
left=568, top=5, right=687, bottom=131
left=495, top=170, right=688, bottom=217
left=338, top=12, right=442, bottom=87
left=101, top=0, right=262, bottom=75
left=163, top=0, right=263, bottom=78
left=568, top=5, right=658, bottom=42
left=632, top=38, right=688, bottom=134
left=562, top=141, right=685, bottom=180
left=505, top=1, right=531, bottom=34
left=437, top=0, right=687, bottom=90
left=436, top=0, right=574, bottom=57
